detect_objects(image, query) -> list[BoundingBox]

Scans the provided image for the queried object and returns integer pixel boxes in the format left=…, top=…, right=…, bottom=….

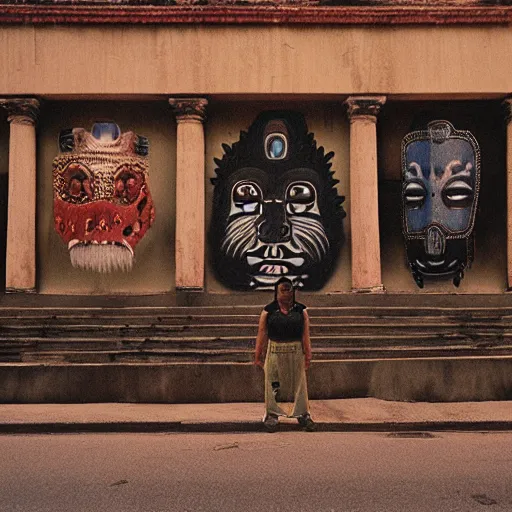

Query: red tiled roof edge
left=0, top=5, right=511, bottom=25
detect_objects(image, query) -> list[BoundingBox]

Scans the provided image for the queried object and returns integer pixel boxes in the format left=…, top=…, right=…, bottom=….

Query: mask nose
left=424, top=225, right=446, bottom=257
left=257, top=201, right=291, bottom=244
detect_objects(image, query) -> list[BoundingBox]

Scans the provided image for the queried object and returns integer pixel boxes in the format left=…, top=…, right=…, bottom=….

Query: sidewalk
left=1, top=398, right=512, bottom=433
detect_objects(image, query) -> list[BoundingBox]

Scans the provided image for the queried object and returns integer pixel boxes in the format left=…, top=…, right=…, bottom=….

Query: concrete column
left=503, top=98, right=512, bottom=290
left=0, top=98, right=40, bottom=293
left=345, top=95, right=386, bottom=292
left=169, top=97, right=208, bottom=290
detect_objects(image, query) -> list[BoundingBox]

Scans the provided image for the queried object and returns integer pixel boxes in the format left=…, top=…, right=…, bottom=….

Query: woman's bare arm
left=254, top=311, right=269, bottom=368
left=302, top=310, right=312, bottom=370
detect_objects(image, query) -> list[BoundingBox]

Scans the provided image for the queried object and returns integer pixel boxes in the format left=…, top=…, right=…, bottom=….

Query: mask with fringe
left=53, top=122, right=155, bottom=273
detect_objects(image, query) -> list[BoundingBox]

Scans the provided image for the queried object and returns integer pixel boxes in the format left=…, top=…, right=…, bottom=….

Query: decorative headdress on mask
left=401, top=120, right=480, bottom=288
left=210, top=110, right=346, bottom=290
left=53, top=122, right=155, bottom=272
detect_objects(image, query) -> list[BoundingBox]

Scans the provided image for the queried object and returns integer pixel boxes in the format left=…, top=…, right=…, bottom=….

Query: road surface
left=1, top=431, right=511, bottom=511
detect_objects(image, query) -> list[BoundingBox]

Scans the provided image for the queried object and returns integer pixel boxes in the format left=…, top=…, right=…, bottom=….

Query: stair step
left=1, top=331, right=511, bottom=344
left=0, top=323, right=510, bottom=339
left=1, top=333, right=510, bottom=362
left=18, top=343, right=512, bottom=364
left=2, top=314, right=509, bottom=323
left=2, top=316, right=512, bottom=326
left=3, top=305, right=512, bottom=319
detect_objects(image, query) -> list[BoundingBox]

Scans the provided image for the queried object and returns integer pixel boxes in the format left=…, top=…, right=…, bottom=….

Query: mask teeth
left=121, top=239, right=135, bottom=257
left=69, top=244, right=134, bottom=273
left=68, top=239, right=81, bottom=250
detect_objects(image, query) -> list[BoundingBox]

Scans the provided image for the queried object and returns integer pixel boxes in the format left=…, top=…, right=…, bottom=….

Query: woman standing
left=254, top=277, right=315, bottom=432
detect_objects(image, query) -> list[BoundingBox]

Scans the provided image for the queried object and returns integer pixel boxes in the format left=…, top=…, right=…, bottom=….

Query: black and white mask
left=210, top=111, right=346, bottom=290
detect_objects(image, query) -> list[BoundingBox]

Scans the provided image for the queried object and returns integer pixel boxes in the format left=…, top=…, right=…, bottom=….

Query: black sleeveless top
left=264, top=301, right=306, bottom=342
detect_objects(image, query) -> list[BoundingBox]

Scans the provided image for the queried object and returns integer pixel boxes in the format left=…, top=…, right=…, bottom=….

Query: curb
left=1, top=421, right=512, bottom=434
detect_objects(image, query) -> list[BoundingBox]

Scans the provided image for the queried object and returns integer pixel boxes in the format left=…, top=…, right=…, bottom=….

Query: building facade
left=1, top=0, right=512, bottom=402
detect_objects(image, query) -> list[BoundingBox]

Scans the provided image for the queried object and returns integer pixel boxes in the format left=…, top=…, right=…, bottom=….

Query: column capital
left=344, top=96, right=386, bottom=123
left=0, top=98, right=40, bottom=126
left=169, top=97, right=208, bottom=123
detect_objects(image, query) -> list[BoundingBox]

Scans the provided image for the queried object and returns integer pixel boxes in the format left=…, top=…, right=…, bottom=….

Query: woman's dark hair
left=274, top=277, right=295, bottom=301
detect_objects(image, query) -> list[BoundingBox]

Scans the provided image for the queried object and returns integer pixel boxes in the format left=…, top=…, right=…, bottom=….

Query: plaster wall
left=0, top=25, right=511, bottom=96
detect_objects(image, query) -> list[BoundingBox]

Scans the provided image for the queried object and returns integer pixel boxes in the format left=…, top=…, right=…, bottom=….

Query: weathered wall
left=0, top=25, right=512, bottom=96
left=2, top=359, right=511, bottom=403
left=37, top=101, right=176, bottom=294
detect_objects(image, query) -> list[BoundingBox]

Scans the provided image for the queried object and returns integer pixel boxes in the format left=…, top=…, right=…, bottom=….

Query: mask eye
left=233, top=182, right=262, bottom=213
left=286, top=182, right=315, bottom=214
left=403, top=181, right=427, bottom=209
left=115, top=166, right=144, bottom=204
left=62, top=163, right=93, bottom=203
left=442, top=179, right=474, bottom=208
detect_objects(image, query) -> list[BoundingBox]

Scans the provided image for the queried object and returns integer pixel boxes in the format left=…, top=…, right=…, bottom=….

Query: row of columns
left=2, top=95, right=508, bottom=293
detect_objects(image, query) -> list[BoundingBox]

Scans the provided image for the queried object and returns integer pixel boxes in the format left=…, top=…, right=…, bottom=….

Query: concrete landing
left=1, top=398, right=511, bottom=434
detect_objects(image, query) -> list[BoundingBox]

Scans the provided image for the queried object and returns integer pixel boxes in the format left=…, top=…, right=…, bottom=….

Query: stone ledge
left=1, top=358, right=511, bottom=402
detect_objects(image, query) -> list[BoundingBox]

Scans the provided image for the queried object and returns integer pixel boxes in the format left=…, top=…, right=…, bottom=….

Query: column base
left=5, top=287, right=37, bottom=294
left=176, top=287, right=205, bottom=307
left=351, top=285, right=385, bottom=294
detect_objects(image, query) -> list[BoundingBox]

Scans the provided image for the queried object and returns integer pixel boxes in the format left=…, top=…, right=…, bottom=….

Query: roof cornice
left=0, top=5, right=511, bottom=26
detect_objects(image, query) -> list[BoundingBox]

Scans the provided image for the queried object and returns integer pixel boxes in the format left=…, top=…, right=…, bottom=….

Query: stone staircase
left=1, top=296, right=512, bottom=402
left=1, top=305, right=512, bottom=363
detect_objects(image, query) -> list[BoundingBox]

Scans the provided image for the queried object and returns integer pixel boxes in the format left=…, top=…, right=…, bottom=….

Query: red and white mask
left=53, top=122, right=155, bottom=272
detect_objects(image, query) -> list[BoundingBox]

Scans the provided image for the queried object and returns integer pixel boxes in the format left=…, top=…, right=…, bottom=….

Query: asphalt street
left=1, top=431, right=511, bottom=512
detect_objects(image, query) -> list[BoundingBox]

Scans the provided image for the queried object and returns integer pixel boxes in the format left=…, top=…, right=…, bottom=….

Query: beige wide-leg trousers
left=264, top=340, right=309, bottom=418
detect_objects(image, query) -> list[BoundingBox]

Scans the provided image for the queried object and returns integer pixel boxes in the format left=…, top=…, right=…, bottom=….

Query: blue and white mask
left=402, top=120, right=481, bottom=287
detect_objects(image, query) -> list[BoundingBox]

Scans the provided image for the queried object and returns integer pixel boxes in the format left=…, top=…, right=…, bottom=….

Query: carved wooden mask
left=402, top=120, right=480, bottom=287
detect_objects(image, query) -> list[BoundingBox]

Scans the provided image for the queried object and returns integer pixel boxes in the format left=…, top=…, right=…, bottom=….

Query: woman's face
left=277, top=282, right=293, bottom=303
